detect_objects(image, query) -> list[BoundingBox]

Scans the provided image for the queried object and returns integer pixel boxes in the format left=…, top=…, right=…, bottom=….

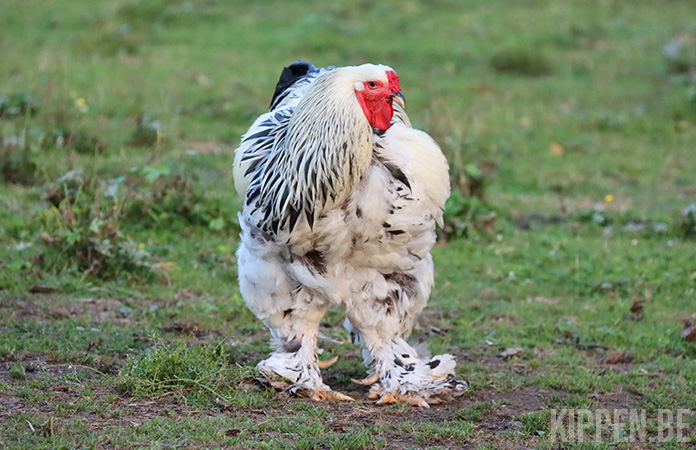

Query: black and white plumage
left=234, top=62, right=468, bottom=407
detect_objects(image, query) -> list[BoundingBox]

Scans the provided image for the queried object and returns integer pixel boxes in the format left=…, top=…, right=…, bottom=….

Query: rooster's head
left=353, top=65, right=404, bottom=131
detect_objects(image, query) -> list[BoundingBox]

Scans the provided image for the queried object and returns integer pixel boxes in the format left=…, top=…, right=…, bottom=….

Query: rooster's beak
left=392, top=91, right=405, bottom=109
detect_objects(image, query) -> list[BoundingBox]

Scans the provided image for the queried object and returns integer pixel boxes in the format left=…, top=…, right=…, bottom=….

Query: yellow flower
left=605, top=195, right=613, bottom=203
left=75, top=98, right=88, bottom=113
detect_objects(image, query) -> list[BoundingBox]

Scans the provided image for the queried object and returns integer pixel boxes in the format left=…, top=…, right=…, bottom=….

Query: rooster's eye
left=367, top=81, right=377, bottom=88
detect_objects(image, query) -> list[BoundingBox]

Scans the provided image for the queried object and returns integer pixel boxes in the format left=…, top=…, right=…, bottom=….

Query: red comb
left=386, top=70, right=400, bottom=90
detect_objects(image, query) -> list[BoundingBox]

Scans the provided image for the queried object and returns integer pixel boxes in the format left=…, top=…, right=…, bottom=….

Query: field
left=1, top=0, right=696, bottom=448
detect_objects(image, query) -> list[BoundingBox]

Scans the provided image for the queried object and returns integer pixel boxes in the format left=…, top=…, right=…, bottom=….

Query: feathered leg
left=343, top=264, right=469, bottom=407
left=346, top=324, right=469, bottom=408
left=237, top=236, right=351, bottom=401
left=259, top=305, right=352, bottom=401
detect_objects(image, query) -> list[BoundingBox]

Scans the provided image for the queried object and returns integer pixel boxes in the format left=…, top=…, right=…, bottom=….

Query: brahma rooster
left=233, top=61, right=468, bottom=407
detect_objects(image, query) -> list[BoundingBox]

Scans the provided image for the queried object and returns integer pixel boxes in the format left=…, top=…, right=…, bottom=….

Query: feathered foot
left=257, top=346, right=352, bottom=401
left=258, top=363, right=354, bottom=402
left=355, top=339, right=470, bottom=407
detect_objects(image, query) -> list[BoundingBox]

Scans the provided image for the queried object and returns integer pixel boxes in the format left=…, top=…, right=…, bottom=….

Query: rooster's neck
left=283, top=72, right=374, bottom=218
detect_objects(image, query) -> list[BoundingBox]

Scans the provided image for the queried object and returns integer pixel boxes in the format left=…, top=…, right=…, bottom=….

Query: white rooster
left=233, top=61, right=468, bottom=407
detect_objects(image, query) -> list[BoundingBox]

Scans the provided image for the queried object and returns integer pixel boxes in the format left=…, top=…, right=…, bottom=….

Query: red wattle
left=356, top=91, right=394, bottom=131
left=371, top=99, right=393, bottom=131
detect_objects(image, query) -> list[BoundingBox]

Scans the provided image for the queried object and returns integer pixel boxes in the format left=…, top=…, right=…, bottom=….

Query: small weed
left=663, top=30, right=696, bottom=123
left=663, top=30, right=696, bottom=75
left=0, top=92, right=40, bottom=119
left=452, top=162, right=485, bottom=200
left=38, top=170, right=153, bottom=279
left=9, top=363, right=26, bottom=380
left=577, top=206, right=612, bottom=227
left=111, top=163, right=239, bottom=233
left=455, top=401, right=499, bottom=421
left=122, top=164, right=237, bottom=232
left=120, top=337, right=224, bottom=395
left=50, top=125, right=106, bottom=154
left=128, top=115, right=162, bottom=147
left=681, top=204, right=696, bottom=239
left=0, top=124, right=40, bottom=185
left=442, top=189, right=496, bottom=239
left=119, top=336, right=261, bottom=406
left=0, top=344, right=14, bottom=358
left=666, top=84, right=696, bottom=122
left=564, top=395, right=592, bottom=408
left=518, top=410, right=552, bottom=437
left=548, top=393, right=563, bottom=405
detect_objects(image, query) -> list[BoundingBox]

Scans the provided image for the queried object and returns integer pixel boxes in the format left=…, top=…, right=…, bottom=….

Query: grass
left=1, top=0, right=696, bottom=449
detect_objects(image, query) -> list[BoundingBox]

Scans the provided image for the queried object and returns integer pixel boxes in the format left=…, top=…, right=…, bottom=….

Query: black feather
left=384, top=162, right=411, bottom=191
left=288, top=206, right=302, bottom=231
left=245, top=129, right=271, bottom=141
left=270, top=61, right=316, bottom=108
left=278, top=185, right=290, bottom=210
left=244, top=160, right=260, bottom=177
left=262, top=205, right=273, bottom=222
left=305, top=208, right=314, bottom=229
left=320, top=179, right=328, bottom=203
left=246, top=187, right=260, bottom=206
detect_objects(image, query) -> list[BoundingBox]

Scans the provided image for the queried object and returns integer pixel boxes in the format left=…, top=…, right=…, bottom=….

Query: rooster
left=233, top=62, right=469, bottom=407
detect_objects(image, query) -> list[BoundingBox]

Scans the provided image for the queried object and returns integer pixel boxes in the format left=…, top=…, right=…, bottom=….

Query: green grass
left=454, top=400, right=500, bottom=421
left=1, top=0, right=696, bottom=448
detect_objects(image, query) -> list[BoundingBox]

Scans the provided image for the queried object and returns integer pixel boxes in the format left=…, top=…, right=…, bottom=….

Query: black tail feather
left=270, top=61, right=316, bottom=108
